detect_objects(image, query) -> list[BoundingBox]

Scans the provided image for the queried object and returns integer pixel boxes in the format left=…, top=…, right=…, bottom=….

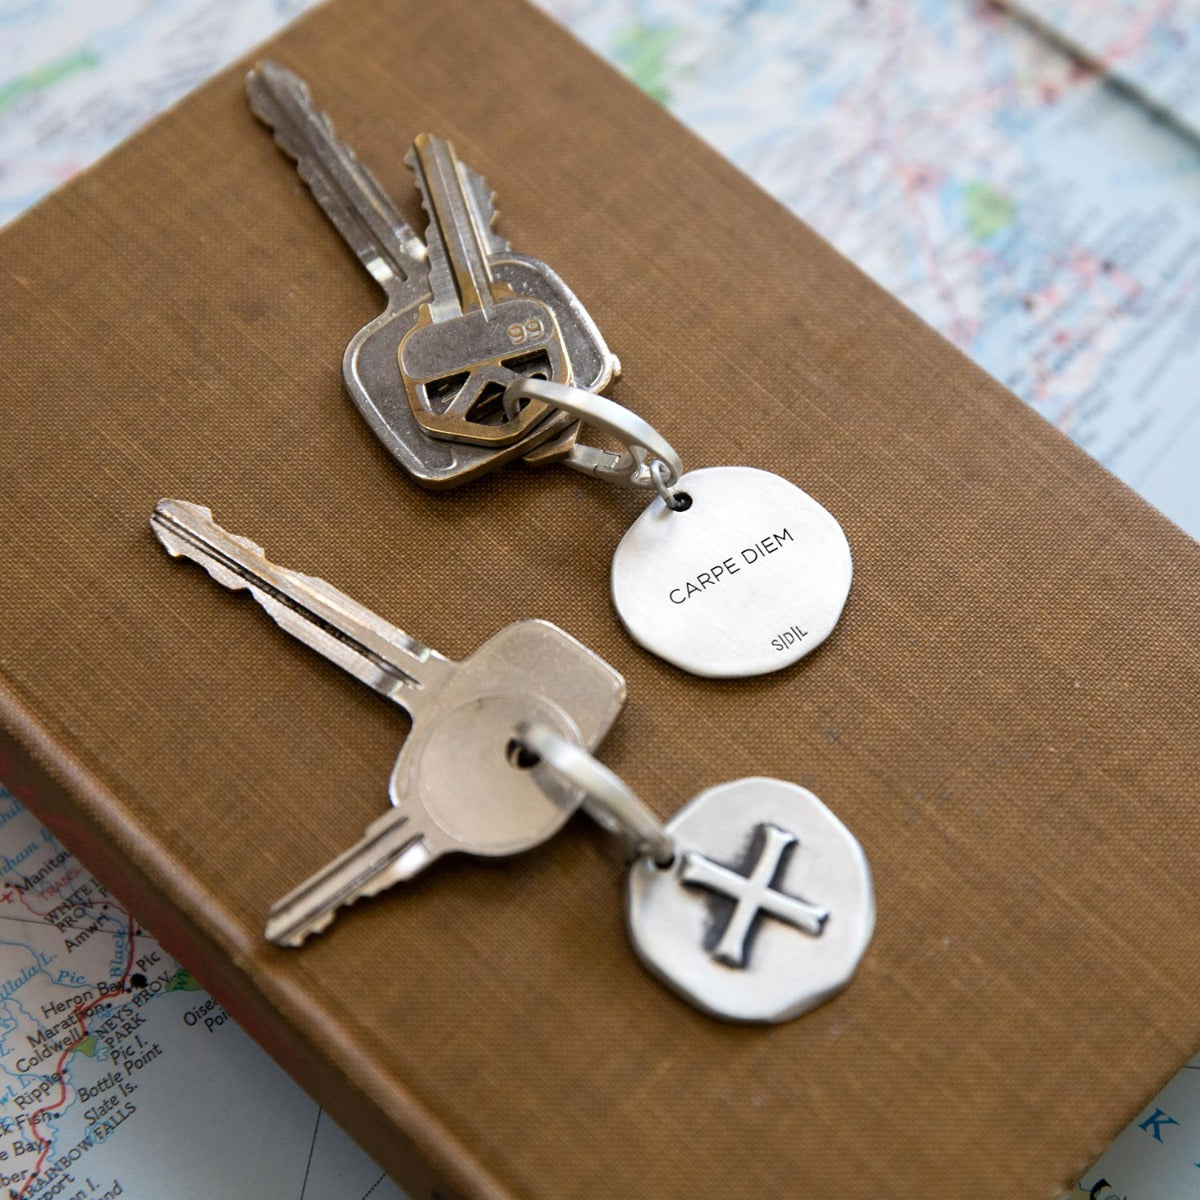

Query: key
left=398, top=134, right=571, bottom=448
left=150, top=498, right=626, bottom=944
left=246, top=61, right=574, bottom=486
left=246, top=62, right=618, bottom=486
left=245, top=62, right=428, bottom=314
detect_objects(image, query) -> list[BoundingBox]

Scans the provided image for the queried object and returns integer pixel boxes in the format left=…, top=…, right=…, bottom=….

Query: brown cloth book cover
left=2, top=0, right=1199, bottom=1196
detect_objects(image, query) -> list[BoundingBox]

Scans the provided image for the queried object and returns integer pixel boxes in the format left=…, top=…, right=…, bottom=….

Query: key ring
left=503, top=378, right=689, bottom=509
left=514, top=722, right=676, bottom=866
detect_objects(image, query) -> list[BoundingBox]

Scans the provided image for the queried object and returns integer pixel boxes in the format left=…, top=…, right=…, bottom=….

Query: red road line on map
left=2, top=874, right=125, bottom=938
left=14, top=913, right=136, bottom=1200
left=4, top=864, right=100, bottom=918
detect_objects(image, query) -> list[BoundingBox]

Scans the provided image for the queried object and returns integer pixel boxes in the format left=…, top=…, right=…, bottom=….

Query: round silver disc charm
left=610, top=466, right=852, bottom=677
left=626, top=778, right=873, bottom=1023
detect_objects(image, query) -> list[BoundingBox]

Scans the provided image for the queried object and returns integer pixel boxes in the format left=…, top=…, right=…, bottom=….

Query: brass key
left=399, top=134, right=572, bottom=447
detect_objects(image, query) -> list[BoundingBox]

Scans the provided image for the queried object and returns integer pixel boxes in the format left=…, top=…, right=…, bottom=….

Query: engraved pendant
left=626, top=777, right=874, bottom=1023
left=610, top=466, right=852, bottom=677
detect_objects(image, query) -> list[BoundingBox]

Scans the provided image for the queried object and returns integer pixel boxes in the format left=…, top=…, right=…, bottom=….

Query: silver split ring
left=649, top=458, right=689, bottom=511
left=504, top=377, right=684, bottom=495
left=514, top=722, right=676, bottom=866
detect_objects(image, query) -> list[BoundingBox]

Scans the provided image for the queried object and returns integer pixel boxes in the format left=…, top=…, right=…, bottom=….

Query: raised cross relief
left=680, top=823, right=829, bottom=968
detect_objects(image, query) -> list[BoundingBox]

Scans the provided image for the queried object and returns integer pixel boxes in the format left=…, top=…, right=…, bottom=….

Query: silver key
left=150, top=499, right=626, bottom=945
left=245, top=62, right=429, bottom=312
left=246, top=62, right=618, bottom=486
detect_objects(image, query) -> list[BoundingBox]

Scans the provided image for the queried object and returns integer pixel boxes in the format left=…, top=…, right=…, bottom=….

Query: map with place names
left=0, top=790, right=403, bottom=1200
left=2, top=0, right=1199, bottom=1196
left=1077, top=1056, right=1200, bottom=1200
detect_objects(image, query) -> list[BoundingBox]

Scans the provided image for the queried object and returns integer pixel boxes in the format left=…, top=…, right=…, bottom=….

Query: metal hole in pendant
left=505, top=738, right=540, bottom=770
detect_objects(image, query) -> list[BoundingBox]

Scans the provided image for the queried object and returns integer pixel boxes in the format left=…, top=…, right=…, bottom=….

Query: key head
left=346, top=253, right=619, bottom=483
left=388, top=620, right=626, bottom=855
left=344, top=304, right=580, bottom=488
left=395, top=261, right=619, bottom=453
left=264, top=621, right=624, bottom=946
left=400, top=691, right=587, bottom=856
left=399, top=131, right=618, bottom=458
left=399, top=293, right=570, bottom=447
left=492, top=254, right=619, bottom=400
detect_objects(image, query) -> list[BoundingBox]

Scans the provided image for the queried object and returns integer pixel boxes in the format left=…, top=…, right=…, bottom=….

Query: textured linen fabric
left=1, top=0, right=1199, bottom=1196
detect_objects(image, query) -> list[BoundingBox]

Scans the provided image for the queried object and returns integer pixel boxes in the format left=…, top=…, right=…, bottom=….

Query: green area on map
left=963, top=181, right=1015, bottom=241
left=166, top=968, right=202, bottom=992
left=0, top=47, right=100, bottom=116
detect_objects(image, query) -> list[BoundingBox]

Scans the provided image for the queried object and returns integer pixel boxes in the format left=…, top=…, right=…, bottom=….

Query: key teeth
left=150, top=498, right=274, bottom=598
left=151, top=498, right=268, bottom=559
left=247, top=60, right=336, bottom=170
left=247, top=60, right=307, bottom=104
left=462, top=163, right=510, bottom=255
left=264, top=878, right=375, bottom=947
left=153, top=496, right=213, bottom=524
left=405, top=144, right=430, bottom=208
left=265, top=908, right=334, bottom=948
left=247, top=62, right=427, bottom=285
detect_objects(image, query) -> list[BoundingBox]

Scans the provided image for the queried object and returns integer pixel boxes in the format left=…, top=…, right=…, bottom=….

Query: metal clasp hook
left=504, top=378, right=688, bottom=510
left=513, top=722, right=676, bottom=867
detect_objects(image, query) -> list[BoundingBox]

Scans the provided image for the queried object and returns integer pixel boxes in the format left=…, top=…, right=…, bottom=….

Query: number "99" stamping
left=507, top=317, right=546, bottom=345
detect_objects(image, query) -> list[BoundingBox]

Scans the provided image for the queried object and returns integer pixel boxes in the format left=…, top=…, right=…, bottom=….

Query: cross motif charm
left=680, top=823, right=829, bottom=968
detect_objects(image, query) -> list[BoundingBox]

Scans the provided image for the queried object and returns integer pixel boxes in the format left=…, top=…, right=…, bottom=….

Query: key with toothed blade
left=245, top=61, right=573, bottom=485
left=246, top=62, right=618, bottom=485
left=150, top=498, right=625, bottom=945
left=398, top=134, right=572, bottom=449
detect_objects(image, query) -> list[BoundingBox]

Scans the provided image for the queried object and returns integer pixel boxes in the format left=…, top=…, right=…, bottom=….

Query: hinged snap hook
left=504, top=378, right=684, bottom=499
left=513, top=722, right=676, bottom=867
